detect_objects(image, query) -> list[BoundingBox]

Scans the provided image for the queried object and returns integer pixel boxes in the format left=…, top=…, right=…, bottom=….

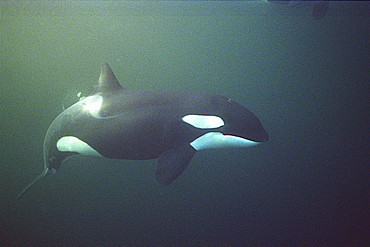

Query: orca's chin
left=189, top=132, right=260, bottom=151
left=256, top=132, right=269, bottom=143
left=250, top=134, right=269, bottom=143
left=223, top=130, right=269, bottom=144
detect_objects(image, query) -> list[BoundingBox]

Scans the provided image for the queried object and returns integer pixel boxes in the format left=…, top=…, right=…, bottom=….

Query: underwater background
left=1, top=1, right=369, bottom=246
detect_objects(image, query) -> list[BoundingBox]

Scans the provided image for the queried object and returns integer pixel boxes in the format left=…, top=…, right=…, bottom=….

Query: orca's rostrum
left=17, top=62, right=268, bottom=199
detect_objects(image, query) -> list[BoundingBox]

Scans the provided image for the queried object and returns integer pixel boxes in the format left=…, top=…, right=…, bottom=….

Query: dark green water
left=1, top=1, right=369, bottom=246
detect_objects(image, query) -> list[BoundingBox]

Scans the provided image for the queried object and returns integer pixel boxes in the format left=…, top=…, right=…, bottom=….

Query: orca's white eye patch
left=182, top=115, right=224, bottom=129
left=81, top=95, right=103, bottom=117
left=57, top=136, right=103, bottom=157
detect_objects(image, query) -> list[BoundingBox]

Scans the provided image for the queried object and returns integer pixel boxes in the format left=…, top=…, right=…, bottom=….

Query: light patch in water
left=81, top=95, right=103, bottom=117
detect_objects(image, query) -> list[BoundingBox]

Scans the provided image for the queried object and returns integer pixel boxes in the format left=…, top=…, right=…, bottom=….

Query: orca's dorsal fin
left=94, top=62, right=124, bottom=95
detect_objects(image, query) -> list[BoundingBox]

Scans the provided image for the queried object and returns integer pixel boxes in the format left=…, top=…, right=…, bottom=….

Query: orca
left=16, top=62, right=268, bottom=199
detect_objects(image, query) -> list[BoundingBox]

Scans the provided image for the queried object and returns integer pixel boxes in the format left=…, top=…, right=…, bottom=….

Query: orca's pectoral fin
left=16, top=168, right=56, bottom=200
left=155, top=145, right=196, bottom=186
